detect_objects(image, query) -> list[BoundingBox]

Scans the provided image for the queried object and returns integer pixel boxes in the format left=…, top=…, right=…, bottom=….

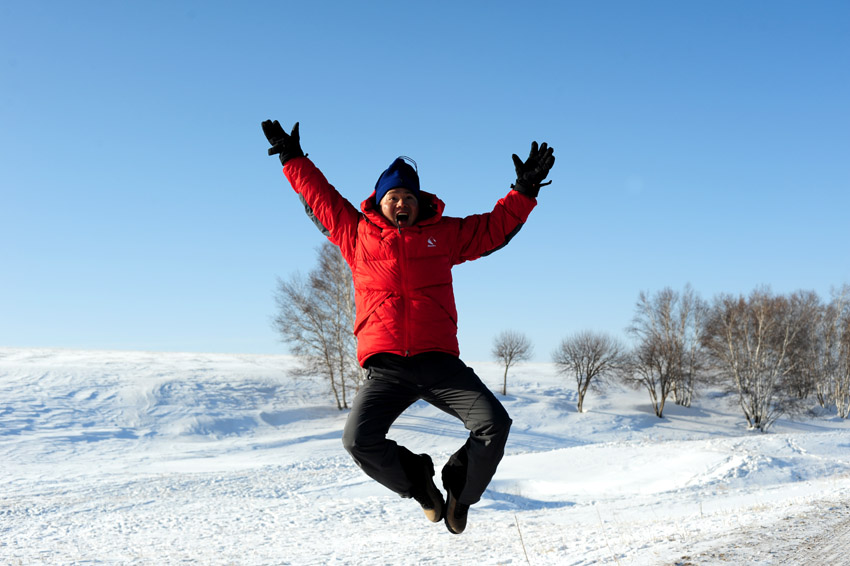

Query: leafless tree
left=838, top=297, right=850, bottom=417
left=492, top=330, right=533, bottom=395
left=273, top=242, right=363, bottom=410
left=811, top=285, right=850, bottom=416
left=624, top=286, right=708, bottom=417
left=622, top=334, right=675, bottom=418
left=552, top=331, right=626, bottom=412
left=702, top=288, right=818, bottom=431
left=675, top=286, right=710, bottom=406
left=793, top=294, right=830, bottom=403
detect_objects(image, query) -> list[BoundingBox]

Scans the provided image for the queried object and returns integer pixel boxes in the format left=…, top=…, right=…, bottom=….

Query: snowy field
left=3, top=347, right=850, bottom=565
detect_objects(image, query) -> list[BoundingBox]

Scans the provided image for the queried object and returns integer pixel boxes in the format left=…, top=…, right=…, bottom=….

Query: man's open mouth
left=396, top=213, right=409, bottom=224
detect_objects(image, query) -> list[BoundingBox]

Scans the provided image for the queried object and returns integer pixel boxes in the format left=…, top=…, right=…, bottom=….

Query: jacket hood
left=361, top=189, right=444, bottom=227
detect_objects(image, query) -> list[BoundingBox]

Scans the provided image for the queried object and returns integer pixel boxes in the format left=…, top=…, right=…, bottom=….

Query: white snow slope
left=3, top=347, right=850, bottom=565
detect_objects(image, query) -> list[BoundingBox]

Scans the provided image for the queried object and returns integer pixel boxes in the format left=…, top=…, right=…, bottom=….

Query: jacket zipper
left=397, top=224, right=410, bottom=356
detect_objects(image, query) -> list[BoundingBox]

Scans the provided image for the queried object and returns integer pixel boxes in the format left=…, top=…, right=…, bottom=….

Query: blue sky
left=2, top=1, right=848, bottom=362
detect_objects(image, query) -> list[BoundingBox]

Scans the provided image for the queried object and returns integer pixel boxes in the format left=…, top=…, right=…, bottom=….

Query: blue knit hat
left=375, top=156, right=420, bottom=204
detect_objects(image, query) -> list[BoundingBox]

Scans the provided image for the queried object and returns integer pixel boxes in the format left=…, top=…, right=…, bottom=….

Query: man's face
left=380, top=188, right=419, bottom=227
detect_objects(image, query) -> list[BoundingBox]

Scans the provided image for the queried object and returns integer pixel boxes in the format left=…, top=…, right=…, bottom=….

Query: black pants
left=342, top=352, right=511, bottom=506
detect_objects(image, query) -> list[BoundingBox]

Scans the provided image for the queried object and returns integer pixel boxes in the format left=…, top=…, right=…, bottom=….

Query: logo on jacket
left=427, top=237, right=437, bottom=248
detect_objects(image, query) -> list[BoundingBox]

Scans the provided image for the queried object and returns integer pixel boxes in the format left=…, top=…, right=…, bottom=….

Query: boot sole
left=444, top=491, right=467, bottom=534
left=422, top=475, right=444, bottom=522
left=419, top=455, right=444, bottom=523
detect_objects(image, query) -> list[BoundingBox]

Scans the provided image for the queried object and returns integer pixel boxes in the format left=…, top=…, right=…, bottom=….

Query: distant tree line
left=274, top=246, right=849, bottom=430
left=539, top=284, right=850, bottom=432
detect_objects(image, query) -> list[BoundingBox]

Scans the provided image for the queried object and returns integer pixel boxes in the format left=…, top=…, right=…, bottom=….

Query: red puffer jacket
left=283, top=157, right=537, bottom=366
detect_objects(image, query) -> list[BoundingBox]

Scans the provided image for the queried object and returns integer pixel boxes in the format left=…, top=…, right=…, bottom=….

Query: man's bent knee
left=342, top=424, right=359, bottom=456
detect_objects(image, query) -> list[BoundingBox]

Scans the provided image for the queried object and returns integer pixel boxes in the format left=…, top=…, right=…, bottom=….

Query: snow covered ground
left=2, top=347, right=850, bottom=565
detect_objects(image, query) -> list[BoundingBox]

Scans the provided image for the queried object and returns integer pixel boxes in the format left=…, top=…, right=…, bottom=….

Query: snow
left=3, top=348, right=850, bottom=565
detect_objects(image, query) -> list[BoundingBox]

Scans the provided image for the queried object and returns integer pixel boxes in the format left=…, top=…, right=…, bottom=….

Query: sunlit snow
left=2, top=348, right=849, bottom=565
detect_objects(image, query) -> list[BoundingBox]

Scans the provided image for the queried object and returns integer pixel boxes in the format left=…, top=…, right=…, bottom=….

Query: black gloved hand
left=511, top=141, right=555, bottom=198
left=262, top=120, right=305, bottom=165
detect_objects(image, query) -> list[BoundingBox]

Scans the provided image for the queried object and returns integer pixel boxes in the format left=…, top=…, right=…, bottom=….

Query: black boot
left=441, top=452, right=470, bottom=534
left=402, top=452, right=445, bottom=523
left=444, top=489, right=469, bottom=534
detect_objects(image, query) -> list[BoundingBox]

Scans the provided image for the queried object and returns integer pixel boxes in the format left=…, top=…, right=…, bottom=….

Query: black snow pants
left=342, top=352, right=511, bottom=506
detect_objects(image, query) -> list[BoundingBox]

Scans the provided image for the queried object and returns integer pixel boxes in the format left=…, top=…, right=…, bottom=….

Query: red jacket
left=283, top=157, right=537, bottom=366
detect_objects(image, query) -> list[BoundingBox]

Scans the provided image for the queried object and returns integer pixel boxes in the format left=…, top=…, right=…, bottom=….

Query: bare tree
left=791, top=293, right=833, bottom=403
left=838, top=296, right=850, bottom=417
left=624, top=286, right=708, bottom=417
left=552, top=331, right=626, bottom=412
left=622, top=334, right=675, bottom=418
left=492, top=330, right=533, bottom=395
left=811, top=285, right=850, bottom=416
left=702, top=288, right=818, bottom=431
left=674, top=286, right=710, bottom=407
left=273, top=242, right=363, bottom=409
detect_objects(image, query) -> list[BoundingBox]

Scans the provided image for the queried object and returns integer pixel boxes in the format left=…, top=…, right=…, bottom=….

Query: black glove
left=262, top=120, right=305, bottom=165
left=511, top=141, right=555, bottom=198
